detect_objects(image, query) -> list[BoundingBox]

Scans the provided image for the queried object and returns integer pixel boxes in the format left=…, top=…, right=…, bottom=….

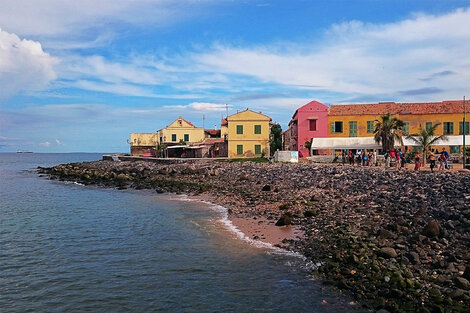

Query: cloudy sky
left=1, top=0, right=470, bottom=152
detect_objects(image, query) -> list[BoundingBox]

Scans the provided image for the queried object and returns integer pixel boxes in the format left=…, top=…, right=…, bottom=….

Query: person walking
left=429, top=150, right=436, bottom=173
left=400, top=151, right=407, bottom=169
left=440, top=148, right=450, bottom=170
left=414, top=151, right=421, bottom=171
left=384, top=151, right=391, bottom=168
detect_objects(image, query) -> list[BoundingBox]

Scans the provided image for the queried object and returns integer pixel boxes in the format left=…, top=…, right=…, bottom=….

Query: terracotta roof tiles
left=329, top=100, right=466, bottom=116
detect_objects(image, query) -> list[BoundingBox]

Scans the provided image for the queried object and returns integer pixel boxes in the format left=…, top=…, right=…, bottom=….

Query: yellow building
left=324, top=100, right=468, bottom=154
left=157, top=116, right=205, bottom=145
left=129, top=133, right=157, bottom=156
left=227, top=109, right=271, bottom=158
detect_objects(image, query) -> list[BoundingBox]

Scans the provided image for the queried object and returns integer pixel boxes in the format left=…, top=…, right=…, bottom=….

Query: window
left=184, top=134, right=189, bottom=142
left=237, top=144, right=243, bottom=155
left=349, top=121, right=357, bottom=137
left=367, top=121, right=374, bottom=133
left=443, top=122, right=454, bottom=135
left=425, top=122, right=432, bottom=131
left=309, top=119, right=317, bottom=131
left=159, top=136, right=163, bottom=143
left=236, top=125, right=243, bottom=134
left=171, top=134, right=177, bottom=142
left=330, top=121, right=343, bottom=133
left=403, top=122, right=409, bottom=135
left=450, top=146, right=460, bottom=154
left=254, top=125, right=261, bottom=134
left=254, top=144, right=261, bottom=154
left=459, top=122, right=470, bottom=135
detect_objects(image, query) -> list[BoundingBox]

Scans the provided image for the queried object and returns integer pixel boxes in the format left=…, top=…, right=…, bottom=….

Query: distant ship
left=17, top=150, right=33, bottom=153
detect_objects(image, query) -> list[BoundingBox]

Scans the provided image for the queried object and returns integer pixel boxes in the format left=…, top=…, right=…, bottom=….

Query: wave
left=164, top=194, right=306, bottom=259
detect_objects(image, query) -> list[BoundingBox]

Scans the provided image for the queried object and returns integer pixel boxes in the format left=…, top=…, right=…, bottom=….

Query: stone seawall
left=38, top=160, right=470, bottom=312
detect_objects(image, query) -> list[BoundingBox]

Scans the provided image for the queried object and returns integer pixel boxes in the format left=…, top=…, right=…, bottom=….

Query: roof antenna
left=225, top=103, right=228, bottom=118
left=203, top=114, right=205, bottom=129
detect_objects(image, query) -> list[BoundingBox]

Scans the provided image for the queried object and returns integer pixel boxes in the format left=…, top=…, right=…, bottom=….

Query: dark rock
left=378, top=247, right=398, bottom=259
left=455, top=277, right=470, bottom=290
left=275, top=213, right=292, bottom=226
left=262, top=184, right=271, bottom=191
left=407, top=252, right=420, bottom=265
left=422, top=220, right=441, bottom=237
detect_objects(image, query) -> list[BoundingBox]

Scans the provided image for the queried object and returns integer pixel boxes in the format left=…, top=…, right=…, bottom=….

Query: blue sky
left=1, top=0, right=470, bottom=152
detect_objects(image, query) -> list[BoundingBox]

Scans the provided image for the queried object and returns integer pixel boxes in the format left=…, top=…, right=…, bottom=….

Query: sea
left=0, top=153, right=364, bottom=312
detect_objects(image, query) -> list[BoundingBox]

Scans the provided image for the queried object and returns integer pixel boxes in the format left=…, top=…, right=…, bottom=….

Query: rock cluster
left=38, top=160, right=470, bottom=312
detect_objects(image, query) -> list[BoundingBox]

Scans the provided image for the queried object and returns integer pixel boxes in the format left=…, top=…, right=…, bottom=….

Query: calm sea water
left=0, top=153, right=363, bottom=312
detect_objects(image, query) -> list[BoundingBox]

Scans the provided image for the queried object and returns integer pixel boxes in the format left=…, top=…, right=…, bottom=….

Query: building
left=157, top=116, right=205, bottom=146
left=129, top=133, right=157, bottom=156
left=313, top=100, right=469, bottom=154
left=226, top=109, right=272, bottom=158
left=287, top=100, right=329, bottom=156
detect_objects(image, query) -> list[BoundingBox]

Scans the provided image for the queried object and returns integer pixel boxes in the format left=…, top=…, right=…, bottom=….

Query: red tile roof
left=329, top=100, right=467, bottom=116
left=182, top=118, right=196, bottom=127
left=221, top=118, right=228, bottom=126
left=204, top=129, right=220, bottom=136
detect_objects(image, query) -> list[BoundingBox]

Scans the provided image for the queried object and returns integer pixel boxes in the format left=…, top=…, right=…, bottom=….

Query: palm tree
left=406, top=123, right=448, bottom=165
left=373, top=114, right=405, bottom=152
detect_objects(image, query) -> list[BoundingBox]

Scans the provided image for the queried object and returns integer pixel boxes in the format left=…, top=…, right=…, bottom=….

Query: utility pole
left=203, top=114, right=205, bottom=130
left=464, top=96, right=467, bottom=169
left=225, top=103, right=229, bottom=118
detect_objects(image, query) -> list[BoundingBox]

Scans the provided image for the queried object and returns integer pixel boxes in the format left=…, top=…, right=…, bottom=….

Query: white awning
left=310, top=137, right=381, bottom=150
left=310, top=135, right=470, bottom=150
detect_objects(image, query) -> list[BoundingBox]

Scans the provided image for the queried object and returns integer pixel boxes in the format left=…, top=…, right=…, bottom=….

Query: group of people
left=340, top=147, right=452, bottom=172
left=427, top=147, right=451, bottom=172
left=342, top=150, right=378, bottom=167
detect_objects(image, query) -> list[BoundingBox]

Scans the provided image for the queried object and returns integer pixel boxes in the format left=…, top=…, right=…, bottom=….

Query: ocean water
left=0, top=153, right=363, bottom=312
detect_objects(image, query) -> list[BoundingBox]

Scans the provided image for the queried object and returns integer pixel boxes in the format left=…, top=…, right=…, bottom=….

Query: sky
left=1, top=0, right=470, bottom=152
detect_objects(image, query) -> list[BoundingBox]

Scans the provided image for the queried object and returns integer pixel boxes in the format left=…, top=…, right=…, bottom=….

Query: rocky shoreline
left=38, top=159, right=470, bottom=312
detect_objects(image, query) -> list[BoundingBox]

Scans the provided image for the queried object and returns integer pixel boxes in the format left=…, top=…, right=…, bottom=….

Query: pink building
left=288, top=100, right=329, bottom=156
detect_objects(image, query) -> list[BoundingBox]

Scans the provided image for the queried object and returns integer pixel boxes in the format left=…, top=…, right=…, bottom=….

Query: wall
left=129, top=133, right=157, bottom=156
left=227, top=110, right=271, bottom=158
left=157, top=117, right=205, bottom=144
left=295, top=101, right=329, bottom=156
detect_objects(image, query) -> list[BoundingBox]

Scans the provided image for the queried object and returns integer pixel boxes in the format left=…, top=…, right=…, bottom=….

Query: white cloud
left=55, top=139, right=62, bottom=145
left=0, top=28, right=58, bottom=99
left=40, top=141, right=51, bottom=147
left=188, top=102, right=228, bottom=111
left=189, top=8, right=470, bottom=102
left=0, top=0, right=216, bottom=41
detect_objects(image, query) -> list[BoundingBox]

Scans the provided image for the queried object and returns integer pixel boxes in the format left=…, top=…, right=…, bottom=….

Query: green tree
left=373, top=114, right=405, bottom=152
left=406, top=123, right=448, bottom=165
left=304, top=139, right=312, bottom=156
left=270, top=123, right=282, bottom=156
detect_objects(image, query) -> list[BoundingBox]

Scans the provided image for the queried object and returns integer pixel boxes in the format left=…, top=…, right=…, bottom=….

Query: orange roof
left=329, top=100, right=467, bottom=116
left=221, top=118, right=228, bottom=126
left=181, top=118, right=196, bottom=127
left=204, top=129, right=220, bottom=136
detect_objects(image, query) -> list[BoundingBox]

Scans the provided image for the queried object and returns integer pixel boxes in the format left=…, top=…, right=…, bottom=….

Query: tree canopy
left=373, top=114, right=405, bottom=152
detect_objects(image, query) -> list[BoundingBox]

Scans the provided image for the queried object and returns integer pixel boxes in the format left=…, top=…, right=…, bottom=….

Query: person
left=299, top=150, right=304, bottom=158
left=429, top=150, right=436, bottom=173
left=396, top=149, right=401, bottom=168
left=440, top=148, right=450, bottom=169
left=368, top=152, right=373, bottom=166
left=414, top=151, right=421, bottom=171
left=384, top=150, right=391, bottom=168
left=438, top=152, right=445, bottom=170
left=400, top=151, right=407, bottom=168
left=348, top=150, right=354, bottom=165
left=362, top=151, right=368, bottom=166
left=372, top=150, right=378, bottom=166
left=341, top=150, right=346, bottom=165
